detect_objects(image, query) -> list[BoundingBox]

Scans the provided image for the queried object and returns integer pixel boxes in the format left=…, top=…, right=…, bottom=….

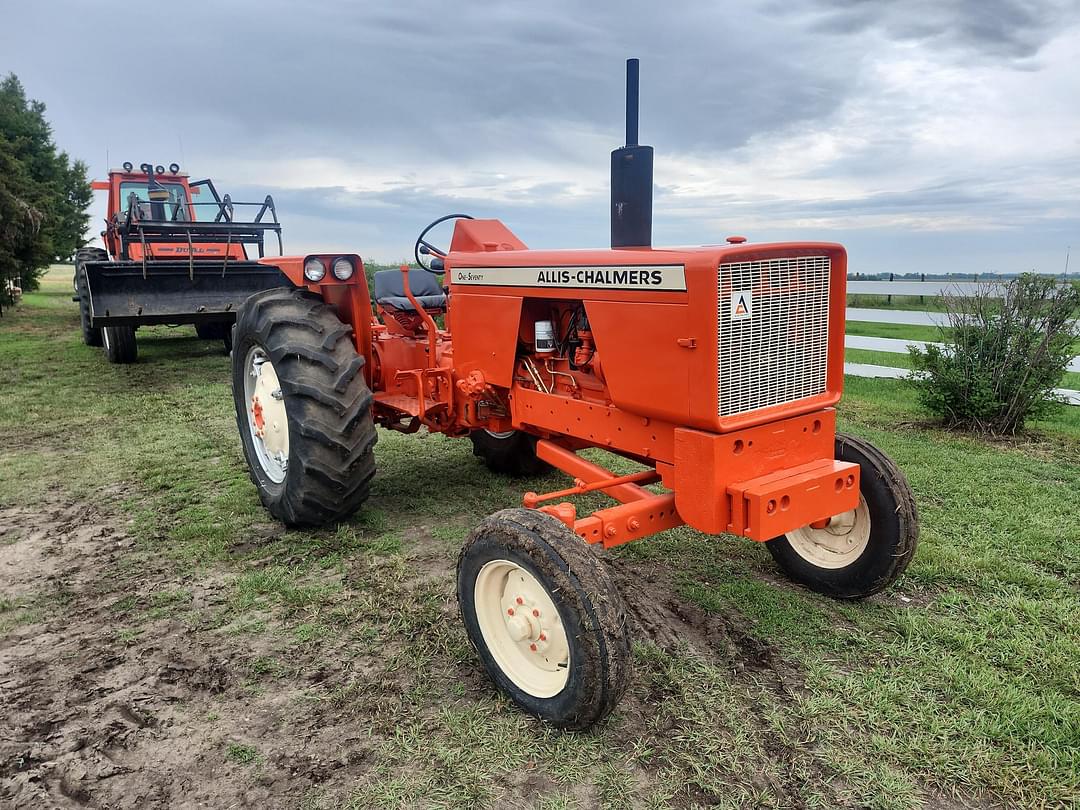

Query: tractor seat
left=373, top=268, right=446, bottom=312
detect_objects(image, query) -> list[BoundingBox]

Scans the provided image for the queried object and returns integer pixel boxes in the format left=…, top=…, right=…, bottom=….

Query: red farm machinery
left=229, top=60, right=919, bottom=730
left=76, top=163, right=288, bottom=363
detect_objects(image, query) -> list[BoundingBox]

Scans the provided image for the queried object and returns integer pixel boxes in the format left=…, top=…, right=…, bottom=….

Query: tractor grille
left=717, top=256, right=831, bottom=417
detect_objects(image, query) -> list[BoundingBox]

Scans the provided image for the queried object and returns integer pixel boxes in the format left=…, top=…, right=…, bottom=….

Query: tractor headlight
left=303, top=258, right=326, bottom=282
left=331, top=257, right=354, bottom=281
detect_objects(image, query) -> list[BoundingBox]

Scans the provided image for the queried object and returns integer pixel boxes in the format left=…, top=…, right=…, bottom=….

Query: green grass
left=225, top=742, right=260, bottom=765
left=848, top=293, right=951, bottom=312
left=1, top=267, right=1078, bottom=808
left=846, top=319, right=948, bottom=343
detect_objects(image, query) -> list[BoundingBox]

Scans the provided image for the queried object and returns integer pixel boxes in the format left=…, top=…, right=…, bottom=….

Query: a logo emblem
left=731, top=290, right=752, bottom=321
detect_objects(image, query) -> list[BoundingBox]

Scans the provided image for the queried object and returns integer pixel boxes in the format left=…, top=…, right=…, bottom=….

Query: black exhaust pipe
left=610, top=58, right=653, bottom=249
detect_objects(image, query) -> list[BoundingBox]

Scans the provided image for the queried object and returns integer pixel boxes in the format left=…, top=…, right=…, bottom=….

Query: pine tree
left=0, top=73, right=92, bottom=310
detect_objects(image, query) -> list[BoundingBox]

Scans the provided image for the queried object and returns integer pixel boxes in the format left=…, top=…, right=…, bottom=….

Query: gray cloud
left=788, top=0, right=1080, bottom=60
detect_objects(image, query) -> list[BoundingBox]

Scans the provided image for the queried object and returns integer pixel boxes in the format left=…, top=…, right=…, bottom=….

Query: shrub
left=908, top=274, right=1080, bottom=434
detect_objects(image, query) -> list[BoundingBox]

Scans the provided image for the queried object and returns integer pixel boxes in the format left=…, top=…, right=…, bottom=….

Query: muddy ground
left=0, top=493, right=834, bottom=810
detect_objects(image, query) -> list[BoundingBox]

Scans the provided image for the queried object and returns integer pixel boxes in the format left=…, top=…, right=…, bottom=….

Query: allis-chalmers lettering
left=536, top=268, right=663, bottom=286
left=453, top=264, right=686, bottom=290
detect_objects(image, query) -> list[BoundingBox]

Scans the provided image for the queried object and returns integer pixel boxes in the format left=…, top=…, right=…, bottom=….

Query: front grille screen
left=717, top=256, right=831, bottom=417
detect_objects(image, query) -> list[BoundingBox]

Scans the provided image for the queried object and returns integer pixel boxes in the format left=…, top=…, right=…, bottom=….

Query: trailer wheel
left=766, top=433, right=919, bottom=599
left=470, top=430, right=551, bottom=476
left=195, top=322, right=230, bottom=341
left=231, top=288, right=377, bottom=527
left=102, top=325, right=138, bottom=364
left=458, top=508, right=632, bottom=730
left=196, top=322, right=233, bottom=354
left=75, top=247, right=107, bottom=347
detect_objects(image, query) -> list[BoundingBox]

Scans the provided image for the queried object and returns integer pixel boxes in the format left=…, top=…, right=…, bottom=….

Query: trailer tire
left=458, top=508, right=632, bottom=730
left=75, top=247, right=108, bottom=347
left=766, top=432, right=919, bottom=599
left=195, top=322, right=230, bottom=340
left=231, top=287, right=377, bottom=527
left=470, top=430, right=550, bottom=476
left=103, top=325, right=138, bottom=364
left=196, top=321, right=233, bottom=354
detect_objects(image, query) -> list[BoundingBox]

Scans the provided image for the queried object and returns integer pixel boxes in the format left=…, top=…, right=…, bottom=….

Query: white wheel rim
left=474, top=560, right=570, bottom=698
left=785, top=494, right=871, bottom=569
left=243, top=346, right=289, bottom=484
left=484, top=429, right=516, bottom=440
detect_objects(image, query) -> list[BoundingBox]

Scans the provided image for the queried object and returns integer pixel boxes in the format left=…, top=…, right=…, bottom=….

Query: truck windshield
left=120, top=181, right=196, bottom=220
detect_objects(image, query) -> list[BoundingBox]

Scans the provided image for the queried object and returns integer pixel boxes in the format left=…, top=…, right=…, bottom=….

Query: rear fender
left=260, top=254, right=375, bottom=387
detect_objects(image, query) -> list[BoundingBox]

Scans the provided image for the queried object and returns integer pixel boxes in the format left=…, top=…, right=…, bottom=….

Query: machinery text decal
left=451, top=265, right=686, bottom=291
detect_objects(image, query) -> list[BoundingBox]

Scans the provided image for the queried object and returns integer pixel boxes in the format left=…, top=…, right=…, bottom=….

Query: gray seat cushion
left=373, top=269, right=446, bottom=312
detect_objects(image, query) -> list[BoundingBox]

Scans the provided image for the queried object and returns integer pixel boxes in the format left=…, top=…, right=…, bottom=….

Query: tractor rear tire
left=766, top=432, right=919, bottom=599
left=231, top=287, right=377, bottom=527
left=103, top=325, right=138, bottom=364
left=470, top=430, right=550, bottom=476
left=458, top=508, right=632, bottom=730
left=75, top=247, right=108, bottom=347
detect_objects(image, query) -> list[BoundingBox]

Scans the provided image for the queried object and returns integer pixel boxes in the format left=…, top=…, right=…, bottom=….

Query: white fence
left=844, top=280, right=1080, bottom=406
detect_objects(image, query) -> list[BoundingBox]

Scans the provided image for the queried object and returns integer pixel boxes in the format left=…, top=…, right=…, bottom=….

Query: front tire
left=458, top=508, right=632, bottom=730
left=75, top=247, right=107, bottom=347
left=766, top=433, right=919, bottom=599
left=231, top=288, right=377, bottom=527
left=103, top=325, right=137, bottom=364
left=470, top=430, right=550, bottom=476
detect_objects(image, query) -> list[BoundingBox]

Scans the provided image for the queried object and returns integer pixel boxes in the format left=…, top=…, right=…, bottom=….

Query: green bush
left=908, top=274, right=1080, bottom=434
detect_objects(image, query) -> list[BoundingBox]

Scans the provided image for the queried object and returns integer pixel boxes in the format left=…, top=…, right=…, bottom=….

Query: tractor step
left=85, top=260, right=290, bottom=326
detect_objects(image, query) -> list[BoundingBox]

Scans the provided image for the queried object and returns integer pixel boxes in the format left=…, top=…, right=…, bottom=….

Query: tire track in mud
left=0, top=496, right=336, bottom=808
left=606, top=559, right=840, bottom=808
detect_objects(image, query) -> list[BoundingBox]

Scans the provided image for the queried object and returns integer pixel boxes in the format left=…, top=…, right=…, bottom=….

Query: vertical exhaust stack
left=610, top=58, right=654, bottom=249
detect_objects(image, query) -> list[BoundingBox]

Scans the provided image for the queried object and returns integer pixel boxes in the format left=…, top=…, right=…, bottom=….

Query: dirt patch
left=610, top=561, right=799, bottom=688
left=0, top=499, right=127, bottom=599
left=0, top=494, right=388, bottom=808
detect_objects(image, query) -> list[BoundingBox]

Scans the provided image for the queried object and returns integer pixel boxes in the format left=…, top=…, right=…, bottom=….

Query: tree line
left=0, top=73, right=92, bottom=312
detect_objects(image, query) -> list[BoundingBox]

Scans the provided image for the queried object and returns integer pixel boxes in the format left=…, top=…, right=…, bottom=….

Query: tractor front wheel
left=458, top=508, right=632, bottom=730
left=470, top=429, right=550, bottom=476
left=766, top=432, right=919, bottom=599
left=231, top=288, right=377, bottom=527
left=103, top=325, right=137, bottom=364
left=75, top=247, right=107, bottom=347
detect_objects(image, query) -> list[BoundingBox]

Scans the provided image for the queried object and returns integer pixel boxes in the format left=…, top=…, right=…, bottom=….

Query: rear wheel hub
left=244, top=346, right=288, bottom=483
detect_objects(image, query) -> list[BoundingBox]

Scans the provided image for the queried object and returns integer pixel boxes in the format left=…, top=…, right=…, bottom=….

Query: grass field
left=1, top=267, right=1078, bottom=809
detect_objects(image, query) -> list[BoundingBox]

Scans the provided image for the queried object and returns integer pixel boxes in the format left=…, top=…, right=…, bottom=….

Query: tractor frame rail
left=527, top=436, right=861, bottom=549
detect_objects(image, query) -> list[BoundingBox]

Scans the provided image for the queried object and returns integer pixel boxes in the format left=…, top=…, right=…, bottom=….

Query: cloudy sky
left=3, top=0, right=1079, bottom=274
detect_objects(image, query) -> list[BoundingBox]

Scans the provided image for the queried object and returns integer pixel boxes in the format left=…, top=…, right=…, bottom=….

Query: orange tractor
left=77, top=163, right=288, bottom=363
left=230, top=60, right=918, bottom=730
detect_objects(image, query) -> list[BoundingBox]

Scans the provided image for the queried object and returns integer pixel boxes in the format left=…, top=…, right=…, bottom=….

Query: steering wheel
left=414, top=213, right=474, bottom=273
